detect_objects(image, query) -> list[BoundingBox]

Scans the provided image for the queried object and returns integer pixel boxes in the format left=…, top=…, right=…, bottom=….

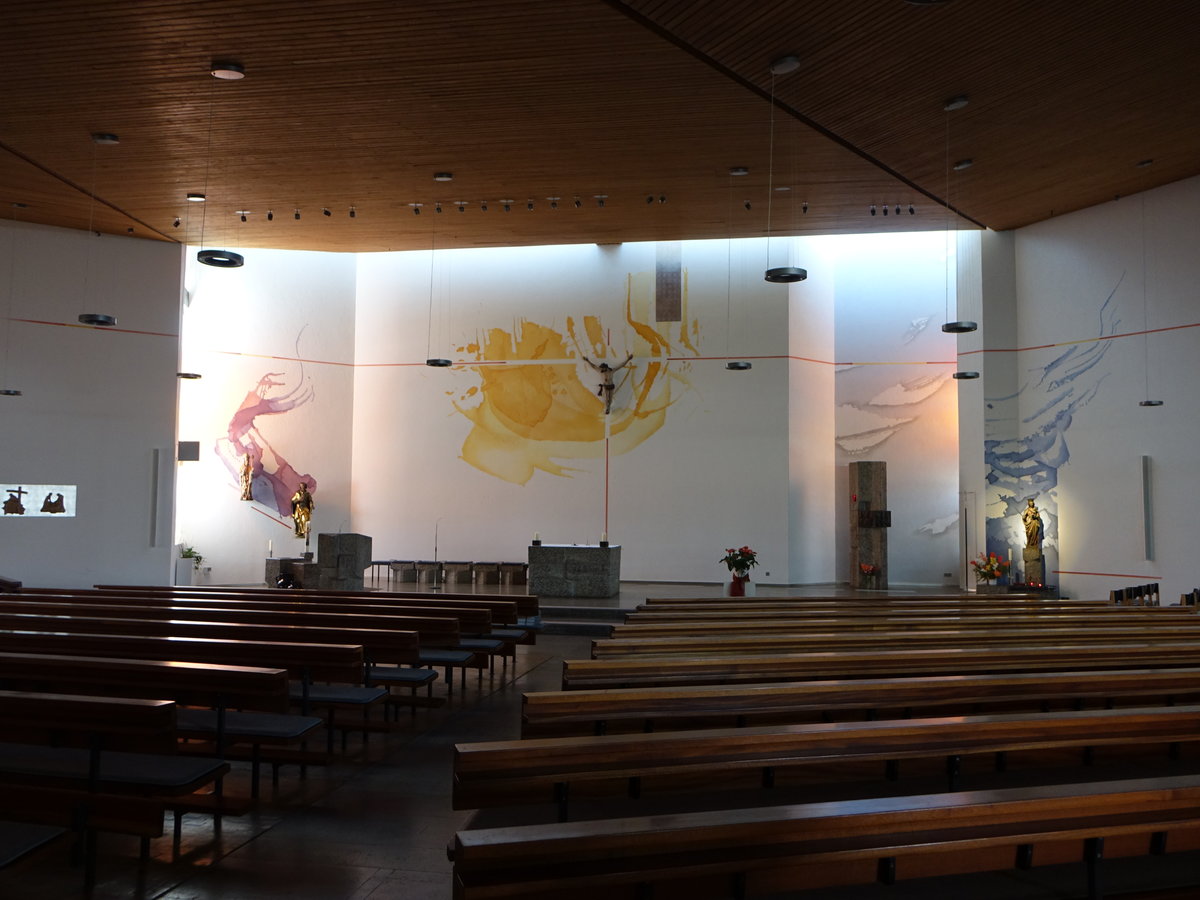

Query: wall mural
left=215, top=334, right=319, bottom=517
left=452, top=269, right=699, bottom=485
left=984, top=284, right=1120, bottom=562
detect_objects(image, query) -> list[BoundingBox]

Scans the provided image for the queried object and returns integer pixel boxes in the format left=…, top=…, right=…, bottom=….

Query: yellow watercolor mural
left=453, top=270, right=698, bottom=484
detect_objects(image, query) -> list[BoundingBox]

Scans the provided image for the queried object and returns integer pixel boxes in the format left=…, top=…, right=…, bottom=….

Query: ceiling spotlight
left=646, top=195, right=654, bottom=205
left=802, top=201, right=809, bottom=214
left=744, top=200, right=752, bottom=211
left=952, top=371, right=981, bottom=380
left=943, top=94, right=969, bottom=112
left=433, top=172, right=454, bottom=182
left=573, top=197, right=582, bottom=208
left=410, top=203, right=422, bottom=215
left=349, top=206, right=356, bottom=218
left=953, top=158, right=974, bottom=171
left=237, top=210, right=249, bottom=222
left=764, top=267, right=807, bottom=284
left=0, top=389, right=23, bottom=397
left=548, top=197, right=559, bottom=209
left=186, top=192, right=206, bottom=202
left=480, top=201, right=488, bottom=212
left=457, top=202, right=467, bottom=212
left=90, top=132, right=120, bottom=145
left=729, top=166, right=750, bottom=176
left=294, top=209, right=301, bottom=220
left=210, top=61, right=245, bottom=80
left=527, top=199, right=534, bottom=211
left=594, top=194, right=607, bottom=208
left=266, top=210, right=274, bottom=221
left=197, top=249, right=245, bottom=268
left=426, top=358, right=453, bottom=367
left=942, top=321, right=978, bottom=333
left=78, top=313, right=117, bottom=327
left=883, top=205, right=889, bottom=215
left=870, top=205, right=876, bottom=215
left=1139, top=399, right=1164, bottom=406
left=659, top=195, right=666, bottom=204
left=435, top=202, right=443, bottom=213
left=322, top=207, right=331, bottom=217
left=502, top=200, right=512, bottom=212
left=909, top=204, right=916, bottom=215
left=172, top=217, right=181, bottom=228
left=895, top=205, right=901, bottom=215
left=725, top=361, right=752, bottom=371
left=769, top=54, right=800, bottom=75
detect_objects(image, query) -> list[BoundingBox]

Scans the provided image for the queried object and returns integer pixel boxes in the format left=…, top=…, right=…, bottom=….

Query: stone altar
left=266, top=532, right=372, bottom=590
left=528, top=543, right=620, bottom=598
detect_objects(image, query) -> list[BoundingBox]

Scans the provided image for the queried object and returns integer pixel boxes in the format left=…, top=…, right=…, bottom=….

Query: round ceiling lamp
left=725, top=361, right=752, bottom=371
left=942, top=321, right=977, bottom=333
left=0, top=389, right=22, bottom=397
left=952, top=371, right=980, bottom=380
left=764, top=266, right=807, bottom=284
left=78, top=313, right=117, bottom=326
left=177, top=372, right=203, bottom=380
left=425, top=358, right=452, bottom=367
left=197, top=249, right=245, bottom=268
left=210, top=61, right=245, bottom=80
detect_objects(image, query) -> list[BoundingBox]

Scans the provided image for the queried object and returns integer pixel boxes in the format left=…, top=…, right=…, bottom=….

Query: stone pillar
left=849, top=461, right=890, bottom=589
left=1023, top=546, right=1046, bottom=587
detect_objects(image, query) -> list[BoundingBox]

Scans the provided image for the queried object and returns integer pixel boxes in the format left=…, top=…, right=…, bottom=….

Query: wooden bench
left=449, top=774, right=1200, bottom=900
left=562, top=642, right=1200, bottom=689
left=621, top=605, right=1193, bottom=626
left=0, top=650, right=320, bottom=798
left=0, top=689, right=232, bottom=884
left=590, top=623, right=1200, bottom=658
left=15, top=592, right=502, bottom=685
left=456, top=704, right=1200, bottom=821
left=522, top=666, right=1200, bottom=737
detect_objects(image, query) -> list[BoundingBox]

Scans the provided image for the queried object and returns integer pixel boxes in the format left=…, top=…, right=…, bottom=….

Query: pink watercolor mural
left=216, top=362, right=318, bottom=518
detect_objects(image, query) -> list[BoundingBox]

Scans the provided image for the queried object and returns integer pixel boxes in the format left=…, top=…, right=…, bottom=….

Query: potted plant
left=720, top=546, right=758, bottom=597
left=176, top=544, right=204, bottom=586
left=969, top=551, right=1010, bottom=592
left=180, top=545, right=204, bottom=570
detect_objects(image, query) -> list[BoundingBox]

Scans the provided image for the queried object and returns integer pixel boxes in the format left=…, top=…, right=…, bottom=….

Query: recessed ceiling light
left=1136, top=159, right=1154, bottom=168
left=729, top=167, right=750, bottom=177
left=943, top=95, right=969, bottom=112
left=91, top=132, right=120, bottom=145
left=953, top=158, right=974, bottom=171
left=769, top=55, right=800, bottom=75
left=186, top=192, right=206, bottom=202
left=211, top=61, right=245, bottom=80
left=433, top=172, right=454, bottom=182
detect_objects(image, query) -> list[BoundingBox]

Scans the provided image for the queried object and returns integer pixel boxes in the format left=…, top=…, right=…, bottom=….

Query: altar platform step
left=540, top=605, right=627, bottom=636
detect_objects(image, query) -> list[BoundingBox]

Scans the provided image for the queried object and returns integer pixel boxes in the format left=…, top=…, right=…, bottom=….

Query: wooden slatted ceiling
left=0, top=0, right=1196, bottom=254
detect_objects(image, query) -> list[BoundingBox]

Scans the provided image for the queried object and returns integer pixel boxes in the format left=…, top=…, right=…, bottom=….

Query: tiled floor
left=2, top=582, right=1198, bottom=899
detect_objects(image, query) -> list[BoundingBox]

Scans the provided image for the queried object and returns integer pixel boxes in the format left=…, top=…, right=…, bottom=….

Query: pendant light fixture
left=725, top=167, right=752, bottom=371
left=763, top=55, right=807, bottom=285
left=196, top=61, right=245, bottom=269
left=940, top=95, right=976, bottom=334
left=1137, top=194, right=1163, bottom=406
left=78, top=132, right=119, bottom=328
left=1, top=203, right=25, bottom=396
left=425, top=212, right=451, bottom=367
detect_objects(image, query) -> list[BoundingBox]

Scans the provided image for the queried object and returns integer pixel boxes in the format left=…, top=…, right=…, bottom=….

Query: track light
left=744, top=200, right=752, bottom=211
left=294, top=209, right=300, bottom=220
left=802, top=201, right=809, bottom=214
left=909, top=204, right=915, bottom=215
left=266, top=210, right=274, bottom=221
left=322, top=207, right=331, bottom=217
left=457, top=202, right=466, bottom=212
left=870, top=205, right=876, bottom=216
left=595, top=194, right=607, bottom=208
left=646, top=195, right=654, bottom=205
left=548, top=197, right=559, bottom=209
left=573, top=197, right=582, bottom=208
left=238, top=211, right=248, bottom=222
left=480, top=201, right=488, bottom=212
left=173, top=217, right=181, bottom=228
left=883, top=205, right=889, bottom=215
left=501, top=199, right=512, bottom=212
left=349, top=206, right=356, bottom=218
left=895, top=205, right=901, bottom=215
left=659, top=195, right=666, bottom=204
left=410, top=203, right=423, bottom=215
left=435, top=202, right=442, bottom=213
left=527, top=199, right=534, bottom=211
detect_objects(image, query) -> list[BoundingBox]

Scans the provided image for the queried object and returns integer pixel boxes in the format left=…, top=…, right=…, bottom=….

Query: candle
left=601, top=532, right=608, bottom=543
left=1008, top=548, right=1012, bottom=561
left=533, top=532, right=539, bottom=542
left=268, top=540, right=273, bottom=557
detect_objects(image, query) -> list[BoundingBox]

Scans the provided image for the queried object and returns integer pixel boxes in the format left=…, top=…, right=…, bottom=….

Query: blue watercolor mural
left=983, top=279, right=1122, bottom=570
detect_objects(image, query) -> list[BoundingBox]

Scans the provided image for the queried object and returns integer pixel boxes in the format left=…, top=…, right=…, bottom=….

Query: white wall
left=0, top=221, right=181, bottom=587
left=1001, top=176, right=1200, bottom=602
left=174, top=248, right=357, bottom=585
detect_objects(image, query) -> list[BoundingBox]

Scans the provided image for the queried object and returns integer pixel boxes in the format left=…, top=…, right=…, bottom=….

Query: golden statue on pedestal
left=1022, top=498, right=1042, bottom=548
left=290, top=481, right=314, bottom=538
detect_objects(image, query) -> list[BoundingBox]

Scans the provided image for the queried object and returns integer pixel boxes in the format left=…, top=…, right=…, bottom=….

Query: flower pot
left=727, top=570, right=750, bottom=597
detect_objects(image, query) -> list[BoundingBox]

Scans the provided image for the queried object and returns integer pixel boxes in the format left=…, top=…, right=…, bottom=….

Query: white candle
left=533, top=532, right=539, bottom=542
left=268, top=540, right=273, bottom=557
left=601, top=532, right=608, bottom=543
left=1008, top=548, right=1012, bottom=561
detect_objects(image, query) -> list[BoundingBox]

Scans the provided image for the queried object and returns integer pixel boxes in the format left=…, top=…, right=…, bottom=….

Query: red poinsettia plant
left=969, top=551, right=1011, bottom=582
left=720, top=546, right=759, bottom=574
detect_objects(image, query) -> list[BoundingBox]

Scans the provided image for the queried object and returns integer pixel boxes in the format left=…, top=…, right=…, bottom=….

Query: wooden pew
left=521, top=667, right=1200, bottom=737
left=611, top=609, right=1196, bottom=637
left=561, top=642, right=1200, bottom=690
left=590, top=624, right=1200, bottom=658
left=12, top=592, right=504, bottom=681
left=450, top=774, right=1200, bottom=900
left=0, top=690, right=232, bottom=885
left=0, top=651, right=319, bottom=797
left=455, top=704, right=1200, bottom=820
left=621, top=605, right=1192, bottom=625
left=638, top=595, right=1108, bottom=607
